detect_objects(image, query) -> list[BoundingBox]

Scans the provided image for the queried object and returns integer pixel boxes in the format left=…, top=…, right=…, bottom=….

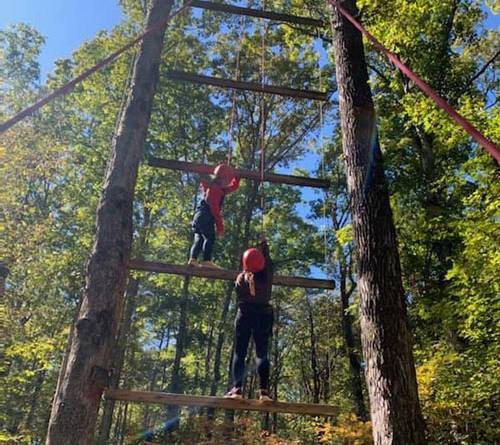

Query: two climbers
left=188, top=164, right=274, bottom=402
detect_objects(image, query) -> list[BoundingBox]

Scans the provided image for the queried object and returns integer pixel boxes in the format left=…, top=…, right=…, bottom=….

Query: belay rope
left=259, top=0, right=268, bottom=235
left=317, top=31, right=334, bottom=391
left=227, top=15, right=245, bottom=166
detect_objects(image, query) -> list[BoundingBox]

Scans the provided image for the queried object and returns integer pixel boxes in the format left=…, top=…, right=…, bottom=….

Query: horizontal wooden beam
left=188, top=0, right=324, bottom=27
left=149, top=158, right=331, bottom=189
left=129, top=260, right=335, bottom=290
left=104, top=389, right=338, bottom=416
left=166, top=71, right=328, bottom=101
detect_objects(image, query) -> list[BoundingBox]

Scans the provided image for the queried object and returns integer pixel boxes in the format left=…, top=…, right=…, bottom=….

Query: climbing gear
left=242, top=248, right=265, bottom=273
left=258, top=0, right=268, bottom=233
left=227, top=15, right=245, bottom=165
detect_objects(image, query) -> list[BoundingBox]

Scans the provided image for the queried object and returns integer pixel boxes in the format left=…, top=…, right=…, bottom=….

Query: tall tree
left=329, top=1, right=426, bottom=443
left=45, top=1, right=174, bottom=443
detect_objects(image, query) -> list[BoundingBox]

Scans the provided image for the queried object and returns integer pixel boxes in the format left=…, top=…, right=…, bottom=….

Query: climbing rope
left=259, top=0, right=268, bottom=235
left=227, top=16, right=245, bottom=165
left=317, top=37, right=334, bottom=394
left=317, top=41, right=328, bottom=269
left=0, top=1, right=195, bottom=134
left=328, top=0, right=500, bottom=162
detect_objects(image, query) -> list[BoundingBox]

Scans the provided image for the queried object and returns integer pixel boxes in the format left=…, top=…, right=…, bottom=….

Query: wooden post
left=188, top=0, right=324, bottom=27
left=104, top=389, right=338, bottom=416
left=329, top=1, right=426, bottom=443
left=45, top=1, right=174, bottom=444
left=129, top=259, right=335, bottom=290
left=166, top=71, right=329, bottom=101
left=149, top=158, right=331, bottom=189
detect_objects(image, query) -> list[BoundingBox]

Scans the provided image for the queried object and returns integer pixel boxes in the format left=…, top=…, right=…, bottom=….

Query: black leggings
left=232, top=305, right=273, bottom=390
left=189, top=209, right=215, bottom=261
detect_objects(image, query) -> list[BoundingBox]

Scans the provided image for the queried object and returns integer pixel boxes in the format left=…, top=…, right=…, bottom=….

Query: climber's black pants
left=232, top=304, right=273, bottom=390
left=189, top=208, right=215, bottom=261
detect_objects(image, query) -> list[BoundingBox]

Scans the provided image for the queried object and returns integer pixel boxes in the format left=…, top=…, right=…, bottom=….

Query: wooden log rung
left=188, top=0, right=324, bottom=28
left=149, top=158, right=331, bottom=189
left=129, top=260, right=335, bottom=290
left=104, top=389, right=338, bottom=416
left=166, top=71, right=329, bottom=101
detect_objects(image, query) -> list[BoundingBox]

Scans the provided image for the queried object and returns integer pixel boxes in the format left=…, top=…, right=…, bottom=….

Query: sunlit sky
left=1, top=1, right=498, bottom=80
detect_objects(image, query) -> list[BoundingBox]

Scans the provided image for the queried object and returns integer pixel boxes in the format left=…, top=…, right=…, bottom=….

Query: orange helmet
left=213, top=163, right=235, bottom=184
left=242, top=248, right=265, bottom=273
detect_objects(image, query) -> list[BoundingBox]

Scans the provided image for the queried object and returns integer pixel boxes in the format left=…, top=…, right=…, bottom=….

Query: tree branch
left=461, top=49, right=500, bottom=94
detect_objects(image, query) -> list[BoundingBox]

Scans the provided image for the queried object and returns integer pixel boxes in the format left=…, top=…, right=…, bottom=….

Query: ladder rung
left=149, top=158, right=331, bottom=189
left=188, top=0, right=324, bottom=27
left=104, top=389, right=338, bottom=416
left=166, top=71, right=329, bottom=101
left=129, top=260, right=335, bottom=290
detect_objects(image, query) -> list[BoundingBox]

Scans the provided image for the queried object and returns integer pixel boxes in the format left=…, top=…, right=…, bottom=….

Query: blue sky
left=0, top=0, right=125, bottom=79
left=1, top=1, right=498, bottom=80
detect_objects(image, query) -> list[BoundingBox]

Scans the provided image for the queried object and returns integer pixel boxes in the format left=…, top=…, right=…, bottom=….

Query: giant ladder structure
left=109, top=1, right=338, bottom=418
left=2, top=0, right=499, bottom=435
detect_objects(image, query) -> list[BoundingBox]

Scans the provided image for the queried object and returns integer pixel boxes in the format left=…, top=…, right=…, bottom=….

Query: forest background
left=1, top=0, right=499, bottom=444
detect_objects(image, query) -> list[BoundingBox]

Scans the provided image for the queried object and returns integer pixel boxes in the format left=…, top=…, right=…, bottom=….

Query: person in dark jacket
left=188, top=164, right=240, bottom=268
left=225, top=236, right=274, bottom=401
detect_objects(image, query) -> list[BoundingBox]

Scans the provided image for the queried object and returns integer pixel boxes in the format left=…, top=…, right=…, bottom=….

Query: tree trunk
left=97, top=278, right=139, bottom=445
left=0, top=262, right=8, bottom=297
left=329, top=1, right=426, bottom=444
left=305, top=297, right=320, bottom=404
left=167, top=276, right=190, bottom=421
left=209, top=283, right=235, bottom=397
left=339, top=263, right=367, bottom=419
left=45, top=1, right=174, bottom=443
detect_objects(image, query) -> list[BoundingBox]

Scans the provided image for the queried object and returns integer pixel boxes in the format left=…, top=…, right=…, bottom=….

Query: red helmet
left=242, top=248, right=265, bottom=272
left=213, top=163, right=235, bottom=184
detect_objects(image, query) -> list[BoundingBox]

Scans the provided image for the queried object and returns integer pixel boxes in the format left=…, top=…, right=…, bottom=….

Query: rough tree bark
left=45, top=1, right=174, bottom=443
left=329, top=1, right=426, bottom=444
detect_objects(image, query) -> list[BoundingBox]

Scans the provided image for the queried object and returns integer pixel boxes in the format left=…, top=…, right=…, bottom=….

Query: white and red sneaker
left=224, top=387, right=243, bottom=399
left=258, top=390, right=273, bottom=402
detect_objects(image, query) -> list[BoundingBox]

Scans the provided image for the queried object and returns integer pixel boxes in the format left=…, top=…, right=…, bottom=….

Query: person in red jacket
left=225, top=235, right=274, bottom=401
left=188, top=164, right=240, bottom=268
